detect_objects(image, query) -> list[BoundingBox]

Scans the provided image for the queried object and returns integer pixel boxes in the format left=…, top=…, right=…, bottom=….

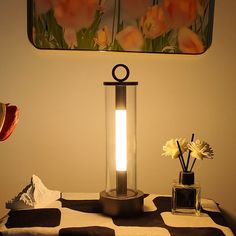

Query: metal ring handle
left=112, top=64, right=130, bottom=82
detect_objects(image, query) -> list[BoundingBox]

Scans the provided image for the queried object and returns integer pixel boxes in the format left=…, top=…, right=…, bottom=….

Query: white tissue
left=6, top=175, right=61, bottom=210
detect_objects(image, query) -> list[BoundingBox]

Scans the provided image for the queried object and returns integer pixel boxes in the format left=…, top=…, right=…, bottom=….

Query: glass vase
left=172, top=171, right=201, bottom=216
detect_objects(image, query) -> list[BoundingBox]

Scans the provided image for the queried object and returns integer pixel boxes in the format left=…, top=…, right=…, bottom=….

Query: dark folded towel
left=59, top=199, right=102, bottom=213
left=5, top=208, right=61, bottom=228
left=59, top=226, right=115, bottom=236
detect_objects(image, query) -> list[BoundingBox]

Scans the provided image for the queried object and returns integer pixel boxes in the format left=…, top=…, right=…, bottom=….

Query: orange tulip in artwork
left=0, top=103, right=19, bottom=142
left=53, top=0, right=98, bottom=31
left=140, top=5, right=169, bottom=39
left=116, top=26, right=144, bottom=51
left=162, top=0, right=199, bottom=28
left=178, top=27, right=204, bottom=54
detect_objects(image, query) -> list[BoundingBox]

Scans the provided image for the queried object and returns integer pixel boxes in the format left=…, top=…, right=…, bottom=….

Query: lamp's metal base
left=100, top=190, right=144, bottom=217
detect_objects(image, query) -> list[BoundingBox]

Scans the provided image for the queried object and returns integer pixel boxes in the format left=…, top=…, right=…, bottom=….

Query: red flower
left=0, top=103, right=19, bottom=141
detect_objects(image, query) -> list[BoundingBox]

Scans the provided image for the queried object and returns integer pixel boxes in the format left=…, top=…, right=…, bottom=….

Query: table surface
left=0, top=193, right=234, bottom=236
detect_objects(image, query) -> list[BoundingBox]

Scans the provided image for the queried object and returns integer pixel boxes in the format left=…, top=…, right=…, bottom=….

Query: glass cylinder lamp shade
left=105, top=78, right=137, bottom=196
left=100, top=64, right=144, bottom=217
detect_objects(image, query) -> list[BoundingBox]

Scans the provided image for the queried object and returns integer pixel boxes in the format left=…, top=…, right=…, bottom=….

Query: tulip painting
left=0, top=103, right=19, bottom=141
left=28, top=0, right=214, bottom=54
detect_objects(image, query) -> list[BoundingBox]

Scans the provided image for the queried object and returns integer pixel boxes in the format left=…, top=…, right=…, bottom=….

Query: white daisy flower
left=162, top=138, right=188, bottom=159
left=188, top=139, right=214, bottom=160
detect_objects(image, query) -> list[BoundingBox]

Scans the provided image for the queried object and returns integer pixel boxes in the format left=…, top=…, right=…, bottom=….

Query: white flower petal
left=162, top=138, right=188, bottom=159
left=188, top=139, right=214, bottom=160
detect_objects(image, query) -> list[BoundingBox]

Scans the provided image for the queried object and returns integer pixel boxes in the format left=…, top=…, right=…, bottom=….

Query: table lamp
left=100, top=64, right=144, bottom=217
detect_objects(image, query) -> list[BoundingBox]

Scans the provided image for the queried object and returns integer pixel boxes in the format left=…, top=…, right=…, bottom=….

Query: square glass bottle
left=172, top=171, right=201, bottom=216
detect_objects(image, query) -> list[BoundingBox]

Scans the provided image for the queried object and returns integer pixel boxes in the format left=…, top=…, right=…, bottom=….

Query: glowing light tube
left=115, top=109, right=127, bottom=195
left=115, top=85, right=128, bottom=195
left=115, top=109, right=127, bottom=171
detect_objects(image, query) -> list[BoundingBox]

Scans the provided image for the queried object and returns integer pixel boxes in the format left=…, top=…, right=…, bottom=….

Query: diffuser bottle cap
left=179, top=171, right=195, bottom=185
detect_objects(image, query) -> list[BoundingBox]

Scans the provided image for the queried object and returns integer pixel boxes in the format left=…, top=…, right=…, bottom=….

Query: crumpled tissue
left=6, top=175, right=61, bottom=210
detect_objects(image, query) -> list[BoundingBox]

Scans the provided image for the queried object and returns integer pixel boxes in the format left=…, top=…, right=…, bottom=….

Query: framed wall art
left=27, top=0, right=215, bottom=54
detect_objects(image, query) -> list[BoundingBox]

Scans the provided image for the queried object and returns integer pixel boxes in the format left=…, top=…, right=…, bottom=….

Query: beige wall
left=0, top=0, right=235, bottom=231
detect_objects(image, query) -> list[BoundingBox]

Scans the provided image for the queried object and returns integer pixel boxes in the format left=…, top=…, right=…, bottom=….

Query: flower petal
left=0, top=103, right=6, bottom=132
left=53, top=0, right=97, bottom=31
left=162, top=138, right=188, bottom=159
left=140, top=5, right=169, bottom=39
left=188, top=139, right=214, bottom=160
left=116, top=26, right=144, bottom=51
left=178, top=26, right=204, bottom=54
left=94, top=26, right=110, bottom=49
left=64, top=28, right=78, bottom=49
left=162, top=0, right=198, bottom=28
left=0, top=104, right=19, bottom=141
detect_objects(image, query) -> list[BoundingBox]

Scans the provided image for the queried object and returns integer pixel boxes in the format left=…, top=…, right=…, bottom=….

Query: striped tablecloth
left=0, top=193, right=234, bottom=236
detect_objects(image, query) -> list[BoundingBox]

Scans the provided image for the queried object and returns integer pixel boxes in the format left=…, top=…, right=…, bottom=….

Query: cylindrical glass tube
left=104, top=83, right=137, bottom=198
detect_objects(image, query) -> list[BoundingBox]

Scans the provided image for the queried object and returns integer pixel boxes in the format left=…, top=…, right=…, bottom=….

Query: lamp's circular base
left=100, top=190, right=144, bottom=217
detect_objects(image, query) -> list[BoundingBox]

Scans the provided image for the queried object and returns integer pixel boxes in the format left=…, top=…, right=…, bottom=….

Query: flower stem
left=186, top=133, right=194, bottom=171
left=177, top=140, right=186, bottom=171
left=111, top=0, right=117, bottom=44
left=117, top=0, right=121, bottom=32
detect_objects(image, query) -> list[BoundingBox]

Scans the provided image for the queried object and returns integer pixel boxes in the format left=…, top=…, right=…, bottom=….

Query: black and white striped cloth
left=0, top=193, right=234, bottom=236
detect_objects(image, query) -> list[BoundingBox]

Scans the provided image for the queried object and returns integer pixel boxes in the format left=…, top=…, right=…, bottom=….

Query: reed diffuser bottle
left=172, top=171, right=201, bottom=215
left=162, top=134, right=214, bottom=216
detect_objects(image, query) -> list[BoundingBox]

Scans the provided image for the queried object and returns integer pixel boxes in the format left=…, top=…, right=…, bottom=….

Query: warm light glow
left=115, top=109, right=127, bottom=171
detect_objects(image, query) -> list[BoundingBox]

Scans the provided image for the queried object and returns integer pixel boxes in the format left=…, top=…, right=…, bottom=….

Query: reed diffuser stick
left=177, top=140, right=186, bottom=171
left=186, top=133, right=195, bottom=171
